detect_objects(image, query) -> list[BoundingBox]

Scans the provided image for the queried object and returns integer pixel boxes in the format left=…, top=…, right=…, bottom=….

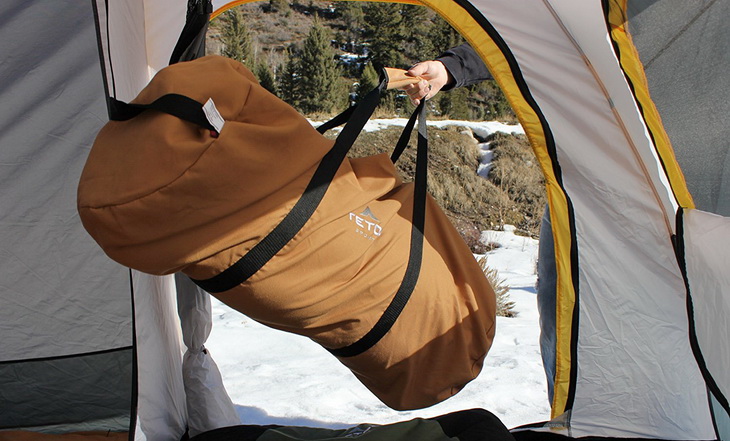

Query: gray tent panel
left=628, top=0, right=730, bottom=216
left=0, top=349, right=133, bottom=430
left=0, top=0, right=133, bottom=432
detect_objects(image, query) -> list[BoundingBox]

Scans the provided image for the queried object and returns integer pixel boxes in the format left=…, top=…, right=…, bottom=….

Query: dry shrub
left=487, top=132, right=546, bottom=237
left=448, top=216, right=491, bottom=254
left=477, top=255, right=516, bottom=317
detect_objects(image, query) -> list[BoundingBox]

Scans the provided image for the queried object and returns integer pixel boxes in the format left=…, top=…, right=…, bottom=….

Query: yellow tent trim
left=607, top=0, right=694, bottom=210
left=420, top=0, right=576, bottom=418
left=210, top=0, right=578, bottom=418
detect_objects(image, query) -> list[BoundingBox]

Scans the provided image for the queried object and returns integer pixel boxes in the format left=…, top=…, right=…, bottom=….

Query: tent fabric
left=0, top=432, right=128, bottom=441
left=681, top=209, right=730, bottom=412
left=130, top=272, right=187, bottom=441
left=0, top=351, right=132, bottom=431
left=628, top=2, right=730, bottom=438
left=0, top=0, right=130, bottom=363
left=627, top=0, right=730, bottom=217
left=442, top=1, right=714, bottom=438
left=0, top=0, right=133, bottom=433
left=175, top=273, right=240, bottom=438
left=2, top=0, right=729, bottom=439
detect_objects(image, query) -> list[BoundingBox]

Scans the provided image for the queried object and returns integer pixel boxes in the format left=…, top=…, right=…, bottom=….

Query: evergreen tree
left=401, top=5, right=435, bottom=62
left=428, top=18, right=464, bottom=55
left=278, top=47, right=302, bottom=108
left=362, top=3, right=404, bottom=70
left=298, top=16, right=341, bottom=114
left=334, top=2, right=364, bottom=47
left=361, top=3, right=405, bottom=111
left=256, top=60, right=277, bottom=95
left=357, top=62, right=379, bottom=101
left=220, top=7, right=254, bottom=68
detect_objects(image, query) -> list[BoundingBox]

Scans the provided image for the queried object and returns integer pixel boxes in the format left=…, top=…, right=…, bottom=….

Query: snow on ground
left=311, top=116, right=524, bottom=138
left=206, top=226, right=551, bottom=430
left=358, top=118, right=524, bottom=138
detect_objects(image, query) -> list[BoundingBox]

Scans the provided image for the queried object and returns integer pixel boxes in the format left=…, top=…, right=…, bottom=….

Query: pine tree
left=256, top=60, right=277, bottom=95
left=362, top=3, right=404, bottom=70
left=298, top=16, right=341, bottom=114
left=334, top=2, right=364, bottom=47
left=220, top=7, right=254, bottom=68
left=428, top=18, right=464, bottom=55
left=277, top=47, right=302, bottom=109
left=401, top=5, right=435, bottom=62
left=357, top=63, right=379, bottom=101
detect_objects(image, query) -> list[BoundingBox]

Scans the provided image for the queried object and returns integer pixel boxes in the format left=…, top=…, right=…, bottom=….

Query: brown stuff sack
left=78, top=55, right=496, bottom=410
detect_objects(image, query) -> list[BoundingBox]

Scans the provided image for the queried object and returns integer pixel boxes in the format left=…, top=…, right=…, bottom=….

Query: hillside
left=206, top=1, right=516, bottom=121
left=206, top=3, right=544, bottom=250
left=340, top=123, right=545, bottom=250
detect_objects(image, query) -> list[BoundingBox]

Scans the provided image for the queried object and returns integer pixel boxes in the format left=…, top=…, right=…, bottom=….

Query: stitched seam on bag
left=81, top=59, right=257, bottom=210
left=79, top=136, right=221, bottom=209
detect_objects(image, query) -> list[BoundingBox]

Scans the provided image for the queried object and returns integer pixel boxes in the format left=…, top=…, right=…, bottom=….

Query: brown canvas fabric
left=78, top=55, right=496, bottom=410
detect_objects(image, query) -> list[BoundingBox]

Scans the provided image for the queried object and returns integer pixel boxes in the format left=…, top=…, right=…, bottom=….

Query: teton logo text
left=348, top=207, right=382, bottom=241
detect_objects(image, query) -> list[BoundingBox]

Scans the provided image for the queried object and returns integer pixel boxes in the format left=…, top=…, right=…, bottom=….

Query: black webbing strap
left=190, top=75, right=389, bottom=293
left=108, top=94, right=216, bottom=133
left=315, top=104, right=356, bottom=134
left=328, top=100, right=428, bottom=358
left=190, top=73, right=429, bottom=358
left=169, top=0, right=213, bottom=65
left=390, top=103, right=420, bottom=163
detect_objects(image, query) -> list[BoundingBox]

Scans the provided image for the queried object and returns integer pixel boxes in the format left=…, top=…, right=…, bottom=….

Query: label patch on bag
left=349, top=207, right=382, bottom=241
left=203, top=98, right=225, bottom=133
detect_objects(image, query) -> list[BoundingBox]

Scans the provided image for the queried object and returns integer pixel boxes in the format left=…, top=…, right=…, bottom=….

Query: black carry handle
left=191, top=71, right=430, bottom=358
left=327, top=100, right=428, bottom=358
left=108, top=94, right=218, bottom=133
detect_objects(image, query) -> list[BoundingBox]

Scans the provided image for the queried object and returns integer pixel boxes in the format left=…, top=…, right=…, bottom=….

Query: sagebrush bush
left=476, top=255, right=516, bottom=317
left=487, top=132, right=546, bottom=237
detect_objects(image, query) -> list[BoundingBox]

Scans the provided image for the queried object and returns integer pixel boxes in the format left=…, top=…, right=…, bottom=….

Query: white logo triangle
left=359, top=206, right=379, bottom=222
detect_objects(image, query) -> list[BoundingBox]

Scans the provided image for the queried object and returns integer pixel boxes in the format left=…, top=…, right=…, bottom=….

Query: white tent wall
left=628, top=2, right=730, bottom=438
left=94, top=0, right=240, bottom=439
left=682, top=209, right=730, bottom=439
left=96, top=0, right=185, bottom=101
left=443, top=0, right=713, bottom=438
left=130, top=273, right=187, bottom=441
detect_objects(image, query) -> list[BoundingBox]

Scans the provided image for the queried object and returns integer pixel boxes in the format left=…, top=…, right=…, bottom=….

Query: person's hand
left=403, top=60, right=453, bottom=106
